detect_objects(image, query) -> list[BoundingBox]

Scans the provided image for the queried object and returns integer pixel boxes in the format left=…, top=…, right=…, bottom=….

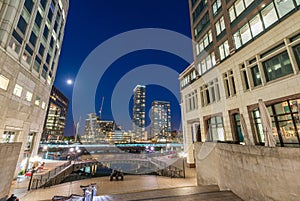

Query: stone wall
left=195, top=142, right=300, bottom=201
left=0, top=143, right=21, bottom=200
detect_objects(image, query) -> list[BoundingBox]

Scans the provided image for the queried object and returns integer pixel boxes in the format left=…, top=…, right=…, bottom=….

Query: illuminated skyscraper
left=151, top=101, right=171, bottom=140
left=132, top=85, right=146, bottom=140
left=42, top=86, right=69, bottom=141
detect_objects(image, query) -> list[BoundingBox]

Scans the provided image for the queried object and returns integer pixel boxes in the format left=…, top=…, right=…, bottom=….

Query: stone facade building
left=180, top=0, right=300, bottom=166
left=0, top=0, right=69, bottom=191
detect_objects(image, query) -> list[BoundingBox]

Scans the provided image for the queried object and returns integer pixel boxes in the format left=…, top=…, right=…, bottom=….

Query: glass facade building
left=150, top=101, right=171, bottom=140
left=42, top=86, right=69, bottom=142
left=132, top=85, right=146, bottom=141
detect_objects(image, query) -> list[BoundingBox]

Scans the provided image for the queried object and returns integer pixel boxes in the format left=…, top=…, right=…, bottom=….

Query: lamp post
left=179, top=152, right=187, bottom=179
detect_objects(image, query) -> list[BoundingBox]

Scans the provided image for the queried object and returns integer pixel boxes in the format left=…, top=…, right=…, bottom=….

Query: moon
left=66, top=79, right=73, bottom=85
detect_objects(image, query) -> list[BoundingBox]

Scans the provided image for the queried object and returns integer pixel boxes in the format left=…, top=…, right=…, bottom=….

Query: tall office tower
left=180, top=0, right=300, bottom=167
left=132, top=85, right=146, bottom=141
left=82, top=113, right=105, bottom=144
left=0, top=0, right=69, bottom=195
left=151, top=101, right=171, bottom=140
left=42, top=86, right=69, bottom=142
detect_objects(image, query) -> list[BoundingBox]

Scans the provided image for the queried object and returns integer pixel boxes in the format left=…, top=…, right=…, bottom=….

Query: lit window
left=35, top=96, right=40, bottom=106
left=229, top=6, right=236, bottom=22
left=235, top=0, right=245, bottom=16
left=215, top=16, right=225, bottom=35
left=219, top=40, right=230, bottom=61
left=261, top=3, right=278, bottom=29
left=25, top=91, right=33, bottom=101
left=244, top=0, right=254, bottom=7
left=233, top=31, right=242, bottom=49
left=240, top=23, right=251, bottom=44
left=274, top=0, right=295, bottom=18
left=0, top=75, right=9, bottom=90
left=13, top=84, right=23, bottom=97
left=262, top=51, right=293, bottom=82
left=249, top=14, right=263, bottom=37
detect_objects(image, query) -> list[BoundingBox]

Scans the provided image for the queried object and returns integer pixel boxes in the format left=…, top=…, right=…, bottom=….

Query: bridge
left=30, top=151, right=185, bottom=189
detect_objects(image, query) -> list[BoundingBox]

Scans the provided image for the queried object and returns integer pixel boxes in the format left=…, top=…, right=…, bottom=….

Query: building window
left=196, top=30, right=212, bottom=55
left=200, top=79, right=220, bottom=106
left=29, top=32, right=37, bottom=46
left=223, top=70, right=236, bottom=98
left=249, top=14, right=263, bottom=37
left=181, top=69, right=197, bottom=88
left=274, top=0, right=295, bottom=18
left=240, top=23, right=251, bottom=44
left=34, top=56, right=42, bottom=73
left=25, top=91, right=33, bottom=101
left=219, top=40, right=230, bottom=61
left=194, top=12, right=209, bottom=39
left=2, top=131, right=16, bottom=143
left=0, top=75, right=9, bottom=90
left=185, top=90, right=198, bottom=112
left=35, top=96, right=40, bottom=106
left=212, top=0, right=222, bottom=16
left=293, top=44, right=300, bottom=70
left=197, top=52, right=216, bottom=75
left=192, top=0, right=207, bottom=22
left=42, top=101, right=46, bottom=109
left=215, top=16, right=225, bottom=36
left=261, top=3, right=278, bottom=29
left=24, top=0, right=34, bottom=14
left=207, top=116, right=224, bottom=141
left=240, top=64, right=250, bottom=90
left=17, top=16, right=28, bottom=35
left=250, top=65, right=262, bottom=87
left=235, top=0, right=245, bottom=16
left=13, top=84, right=23, bottom=97
left=262, top=51, right=293, bottom=82
left=252, top=99, right=300, bottom=147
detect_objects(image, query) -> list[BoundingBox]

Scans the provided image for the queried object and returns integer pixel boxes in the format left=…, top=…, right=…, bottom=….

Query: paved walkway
left=10, top=161, right=242, bottom=201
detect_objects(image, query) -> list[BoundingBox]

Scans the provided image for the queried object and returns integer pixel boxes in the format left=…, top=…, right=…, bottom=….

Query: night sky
left=54, top=1, right=193, bottom=136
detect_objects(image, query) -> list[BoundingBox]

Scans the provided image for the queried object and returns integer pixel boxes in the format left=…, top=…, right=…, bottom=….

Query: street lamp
left=179, top=152, right=187, bottom=179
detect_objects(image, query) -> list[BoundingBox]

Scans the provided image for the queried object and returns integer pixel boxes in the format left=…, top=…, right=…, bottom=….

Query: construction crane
left=99, top=97, right=104, bottom=120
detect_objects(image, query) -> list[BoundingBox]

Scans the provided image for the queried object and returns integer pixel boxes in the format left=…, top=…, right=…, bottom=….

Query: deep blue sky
left=54, top=1, right=192, bottom=136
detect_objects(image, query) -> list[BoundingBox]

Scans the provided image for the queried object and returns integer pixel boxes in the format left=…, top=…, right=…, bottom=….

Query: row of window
left=192, top=0, right=207, bottom=22
left=233, top=1, right=299, bottom=51
left=197, top=51, right=216, bottom=75
left=185, top=90, right=198, bottom=112
left=200, top=79, right=221, bottom=107
left=184, top=39, right=300, bottom=109
left=195, top=30, right=212, bottom=56
left=0, top=74, right=47, bottom=109
left=8, top=0, right=65, bottom=86
left=240, top=42, right=300, bottom=91
left=181, top=69, right=197, bottom=88
left=228, top=0, right=255, bottom=22
left=204, top=97, right=300, bottom=146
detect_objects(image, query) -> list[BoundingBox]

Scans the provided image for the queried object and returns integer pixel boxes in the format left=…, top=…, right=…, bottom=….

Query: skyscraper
left=180, top=0, right=300, bottom=166
left=132, top=85, right=146, bottom=141
left=0, top=0, right=69, bottom=189
left=151, top=101, right=171, bottom=141
left=42, top=86, right=69, bottom=141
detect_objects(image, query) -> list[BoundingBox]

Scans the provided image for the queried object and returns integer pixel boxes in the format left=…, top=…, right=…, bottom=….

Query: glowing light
left=66, top=79, right=73, bottom=85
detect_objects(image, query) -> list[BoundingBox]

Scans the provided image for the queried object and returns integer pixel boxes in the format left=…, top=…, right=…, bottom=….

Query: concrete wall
left=0, top=143, right=21, bottom=200
left=195, top=142, right=300, bottom=201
